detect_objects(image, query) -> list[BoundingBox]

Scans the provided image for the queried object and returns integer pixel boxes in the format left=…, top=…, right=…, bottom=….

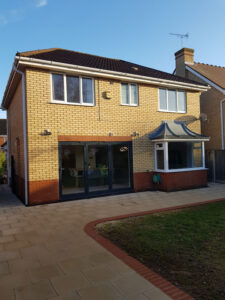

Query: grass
left=97, top=201, right=225, bottom=300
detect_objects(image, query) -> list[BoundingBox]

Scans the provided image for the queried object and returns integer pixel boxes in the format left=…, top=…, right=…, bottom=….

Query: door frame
left=58, top=141, right=134, bottom=201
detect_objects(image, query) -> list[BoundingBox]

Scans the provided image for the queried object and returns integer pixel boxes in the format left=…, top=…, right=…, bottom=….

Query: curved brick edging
left=84, top=198, right=225, bottom=300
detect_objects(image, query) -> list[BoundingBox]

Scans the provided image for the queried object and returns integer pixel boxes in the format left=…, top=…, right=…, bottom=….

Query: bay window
left=154, top=141, right=205, bottom=172
left=51, top=74, right=94, bottom=105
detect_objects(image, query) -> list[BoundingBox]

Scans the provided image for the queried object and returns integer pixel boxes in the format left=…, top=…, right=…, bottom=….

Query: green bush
left=0, top=152, right=7, bottom=177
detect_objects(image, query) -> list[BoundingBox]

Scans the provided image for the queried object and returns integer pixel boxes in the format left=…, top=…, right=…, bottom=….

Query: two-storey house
left=2, top=48, right=209, bottom=205
left=175, top=48, right=225, bottom=182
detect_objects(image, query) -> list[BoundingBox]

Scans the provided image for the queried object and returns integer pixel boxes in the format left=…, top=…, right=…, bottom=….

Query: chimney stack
left=175, top=48, right=194, bottom=77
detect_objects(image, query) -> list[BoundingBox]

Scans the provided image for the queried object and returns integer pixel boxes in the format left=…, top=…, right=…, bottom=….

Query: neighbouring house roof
left=17, top=48, right=207, bottom=86
left=187, top=62, right=225, bottom=90
left=149, top=120, right=210, bottom=141
left=0, top=119, right=7, bottom=136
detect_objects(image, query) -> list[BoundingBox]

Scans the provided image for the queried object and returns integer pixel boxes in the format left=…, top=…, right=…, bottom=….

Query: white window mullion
left=176, top=90, right=178, bottom=112
left=80, top=77, right=83, bottom=104
left=129, top=83, right=131, bottom=105
left=64, top=75, right=67, bottom=103
left=202, top=142, right=205, bottom=168
left=154, top=144, right=157, bottom=170
left=92, top=79, right=95, bottom=105
left=164, top=142, right=169, bottom=171
left=166, top=89, right=168, bottom=111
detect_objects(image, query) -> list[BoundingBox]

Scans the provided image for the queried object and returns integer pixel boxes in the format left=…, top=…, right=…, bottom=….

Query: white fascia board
left=155, top=167, right=207, bottom=173
left=16, top=56, right=209, bottom=92
left=151, top=138, right=210, bottom=142
left=186, top=65, right=225, bottom=95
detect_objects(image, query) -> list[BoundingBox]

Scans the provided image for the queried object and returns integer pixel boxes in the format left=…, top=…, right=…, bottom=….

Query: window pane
left=159, top=89, right=167, bottom=110
left=177, top=91, right=186, bottom=112
left=168, top=90, right=177, bottom=111
left=193, top=142, right=202, bottom=167
left=157, top=150, right=164, bottom=169
left=82, top=78, right=93, bottom=104
left=112, top=144, right=130, bottom=188
left=121, top=83, right=129, bottom=104
left=52, top=74, right=64, bottom=101
left=130, top=84, right=138, bottom=105
left=61, top=145, right=85, bottom=194
left=67, top=76, right=80, bottom=103
left=168, top=142, right=193, bottom=169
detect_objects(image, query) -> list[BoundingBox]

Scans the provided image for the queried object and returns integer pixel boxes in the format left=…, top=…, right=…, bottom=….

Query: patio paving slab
left=0, top=183, right=224, bottom=299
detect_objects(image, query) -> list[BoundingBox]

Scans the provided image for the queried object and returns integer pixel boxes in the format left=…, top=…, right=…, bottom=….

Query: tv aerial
left=169, top=32, right=189, bottom=47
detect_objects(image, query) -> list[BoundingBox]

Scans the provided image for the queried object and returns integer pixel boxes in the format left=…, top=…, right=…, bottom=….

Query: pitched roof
left=0, top=119, right=7, bottom=136
left=187, top=62, right=225, bottom=89
left=17, top=48, right=207, bottom=86
left=149, top=120, right=209, bottom=141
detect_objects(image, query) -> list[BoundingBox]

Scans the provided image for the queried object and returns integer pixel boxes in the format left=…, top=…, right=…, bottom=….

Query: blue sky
left=1, top=0, right=225, bottom=118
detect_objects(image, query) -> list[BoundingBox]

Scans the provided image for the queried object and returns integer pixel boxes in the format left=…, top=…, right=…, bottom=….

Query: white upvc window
left=121, top=83, right=138, bottom=106
left=51, top=73, right=95, bottom=106
left=159, top=88, right=186, bottom=113
left=154, top=141, right=205, bottom=172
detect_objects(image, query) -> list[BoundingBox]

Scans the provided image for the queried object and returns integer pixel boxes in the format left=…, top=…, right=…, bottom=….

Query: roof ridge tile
left=194, top=61, right=225, bottom=69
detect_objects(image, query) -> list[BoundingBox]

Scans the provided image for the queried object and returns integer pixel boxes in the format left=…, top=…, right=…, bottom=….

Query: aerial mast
left=169, top=32, right=189, bottom=47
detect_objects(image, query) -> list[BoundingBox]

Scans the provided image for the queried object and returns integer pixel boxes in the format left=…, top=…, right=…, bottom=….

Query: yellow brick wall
left=7, top=80, right=25, bottom=178
left=25, top=68, right=201, bottom=182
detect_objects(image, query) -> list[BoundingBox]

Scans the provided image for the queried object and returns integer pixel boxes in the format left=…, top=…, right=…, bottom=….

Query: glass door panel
left=112, top=144, right=130, bottom=189
left=61, top=145, right=85, bottom=195
left=87, top=145, right=109, bottom=192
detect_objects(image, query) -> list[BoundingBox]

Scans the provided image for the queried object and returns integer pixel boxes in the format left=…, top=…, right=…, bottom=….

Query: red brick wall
left=134, top=170, right=208, bottom=192
left=155, top=170, right=208, bottom=192
left=28, top=179, right=59, bottom=205
left=133, top=172, right=154, bottom=191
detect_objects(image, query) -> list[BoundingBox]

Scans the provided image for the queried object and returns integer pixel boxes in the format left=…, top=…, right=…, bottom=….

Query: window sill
left=154, top=167, right=207, bottom=173
left=120, top=104, right=139, bottom=107
left=49, top=101, right=95, bottom=107
left=158, top=110, right=186, bottom=114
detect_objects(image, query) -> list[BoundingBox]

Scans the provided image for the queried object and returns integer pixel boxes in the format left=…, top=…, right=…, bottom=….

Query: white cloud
left=36, top=0, right=47, bottom=7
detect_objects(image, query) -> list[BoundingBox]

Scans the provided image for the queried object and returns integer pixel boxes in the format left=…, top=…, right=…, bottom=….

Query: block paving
left=0, top=183, right=225, bottom=299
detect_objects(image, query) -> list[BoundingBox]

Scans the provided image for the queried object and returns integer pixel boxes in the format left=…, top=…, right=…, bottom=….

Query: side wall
left=7, top=80, right=25, bottom=200
left=26, top=68, right=202, bottom=204
left=186, top=69, right=224, bottom=150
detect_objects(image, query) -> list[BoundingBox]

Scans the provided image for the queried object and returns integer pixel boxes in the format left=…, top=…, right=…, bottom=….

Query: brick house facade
left=175, top=48, right=225, bottom=181
left=2, top=48, right=209, bottom=205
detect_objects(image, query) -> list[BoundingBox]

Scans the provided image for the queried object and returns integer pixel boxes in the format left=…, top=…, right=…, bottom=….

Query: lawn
left=97, top=201, right=225, bottom=300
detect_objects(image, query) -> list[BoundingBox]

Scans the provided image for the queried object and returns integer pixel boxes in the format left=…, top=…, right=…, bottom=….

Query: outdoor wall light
left=131, top=131, right=139, bottom=137
left=103, top=91, right=112, bottom=99
left=40, top=129, right=52, bottom=136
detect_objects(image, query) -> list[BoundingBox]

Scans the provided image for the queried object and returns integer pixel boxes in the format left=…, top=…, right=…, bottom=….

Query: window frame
left=120, top=82, right=139, bottom=106
left=158, top=88, right=186, bottom=113
left=50, top=73, right=95, bottom=106
left=154, top=141, right=205, bottom=172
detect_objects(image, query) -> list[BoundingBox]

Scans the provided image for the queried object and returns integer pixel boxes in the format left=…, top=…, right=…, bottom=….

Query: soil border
left=84, top=197, right=225, bottom=300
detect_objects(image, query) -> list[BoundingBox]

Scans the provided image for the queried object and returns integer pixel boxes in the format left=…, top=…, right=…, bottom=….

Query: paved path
left=0, top=183, right=225, bottom=300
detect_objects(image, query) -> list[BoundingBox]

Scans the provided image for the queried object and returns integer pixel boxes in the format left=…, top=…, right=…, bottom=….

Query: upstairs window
left=159, top=88, right=186, bottom=113
left=51, top=74, right=94, bottom=105
left=121, top=83, right=138, bottom=106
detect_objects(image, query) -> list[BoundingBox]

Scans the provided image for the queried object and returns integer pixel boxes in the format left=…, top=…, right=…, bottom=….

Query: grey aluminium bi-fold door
left=59, top=141, right=133, bottom=200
